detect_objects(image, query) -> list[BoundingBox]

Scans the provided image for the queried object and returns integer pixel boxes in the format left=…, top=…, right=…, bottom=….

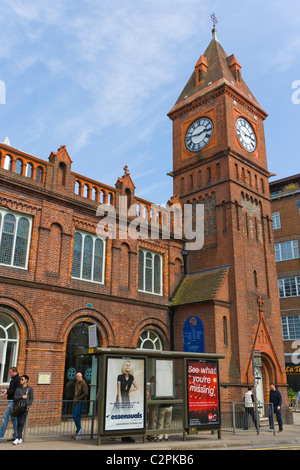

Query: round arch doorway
left=63, top=321, right=101, bottom=413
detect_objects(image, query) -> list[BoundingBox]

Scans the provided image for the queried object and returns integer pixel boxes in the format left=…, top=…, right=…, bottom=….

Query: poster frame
left=184, top=357, right=221, bottom=430
left=102, top=355, right=147, bottom=434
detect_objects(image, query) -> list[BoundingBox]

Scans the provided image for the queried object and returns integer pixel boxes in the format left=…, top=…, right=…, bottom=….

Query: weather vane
left=210, top=12, right=218, bottom=28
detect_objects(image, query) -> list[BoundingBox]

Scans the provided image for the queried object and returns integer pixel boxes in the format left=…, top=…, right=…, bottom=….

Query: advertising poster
left=104, top=356, right=145, bottom=432
left=187, top=359, right=220, bottom=427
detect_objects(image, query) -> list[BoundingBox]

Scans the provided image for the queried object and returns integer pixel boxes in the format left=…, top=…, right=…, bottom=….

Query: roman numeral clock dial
left=185, top=117, right=214, bottom=152
left=236, top=117, right=257, bottom=153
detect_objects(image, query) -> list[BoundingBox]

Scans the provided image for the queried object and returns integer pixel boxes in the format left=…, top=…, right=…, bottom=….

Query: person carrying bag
left=12, top=375, right=34, bottom=445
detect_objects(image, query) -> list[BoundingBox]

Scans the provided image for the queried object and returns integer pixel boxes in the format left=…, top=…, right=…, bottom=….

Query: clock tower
left=168, top=26, right=287, bottom=404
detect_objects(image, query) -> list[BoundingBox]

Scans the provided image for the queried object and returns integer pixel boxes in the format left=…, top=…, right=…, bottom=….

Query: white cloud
left=1, top=0, right=208, bottom=153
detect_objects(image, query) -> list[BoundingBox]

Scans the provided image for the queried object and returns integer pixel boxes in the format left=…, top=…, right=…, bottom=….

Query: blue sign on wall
left=183, top=316, right=204, bottom=353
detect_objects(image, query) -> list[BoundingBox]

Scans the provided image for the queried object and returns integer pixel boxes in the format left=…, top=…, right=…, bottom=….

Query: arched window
left=36, top=166, right=43, bottom=182
left=4, top=155, right=11, bottom=171
left=13, top=217, right=30, bottom=267
left=82, top=235, right=93, bottom=280
left=0, top=313, right=19, bottom=384
left=75, top=181, right=81, bottom=195
left=0, top=210, right=32, bottom=269
left=93, top=238, right=104, bottom=283
left=58, top=162, right=66, bottom=186
left=138, top=330, right=163, bottom=350
left=26, top=163, right=33, bottom=178
left=254, top=270, right=258, bottom=288
left=71, top=231, right=105, bottom=284
left=138, top=249, right=162, bottom=295
left=71, top=232, right=82, bottom=279
left=15, top=159, right=23, bottom=175
left=0, top=213, right=16, bottom=265
left=223, top=316, right=228, bottom=346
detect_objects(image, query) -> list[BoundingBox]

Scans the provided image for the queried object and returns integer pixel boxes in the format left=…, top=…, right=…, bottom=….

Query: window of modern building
left=272, top=212, right=281, bottom=230
left=275, top=240, right=299, bottom=262
left=71, top=230, right=106, bottom=283
left=0, top=209, right=32, bottom=269
left=278, top=277, right=300, bottom=298
left=282, top=315, right=300, bottom=340
left=0, top=313, right=19, bottom=384
left=138, top=249, right=163, bottom=295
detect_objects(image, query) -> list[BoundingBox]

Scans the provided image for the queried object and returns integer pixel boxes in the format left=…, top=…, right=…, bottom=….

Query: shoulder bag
left=11, top=387, right=29, bottom=417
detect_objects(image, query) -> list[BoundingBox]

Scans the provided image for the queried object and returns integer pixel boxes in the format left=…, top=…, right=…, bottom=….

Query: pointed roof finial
left=210, top=12, right=218, bottom=41
left=3, top=135, right=11, bottom=146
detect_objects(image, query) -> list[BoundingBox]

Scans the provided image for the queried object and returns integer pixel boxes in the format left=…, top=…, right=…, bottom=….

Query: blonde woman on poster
left=117, top=361, right=138, bottom=407
left=104, top=357, right=145, bottom=432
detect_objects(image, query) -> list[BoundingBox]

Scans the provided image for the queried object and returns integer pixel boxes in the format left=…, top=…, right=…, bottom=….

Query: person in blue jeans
left=0, top=367, right=21, bottom=442
left=72, top=372, right=88, bottom=439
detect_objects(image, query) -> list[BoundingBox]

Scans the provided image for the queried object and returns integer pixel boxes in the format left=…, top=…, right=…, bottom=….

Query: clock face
left=185, top=117, right=214, bottom=152
left=236, top=117, right=256, bottom=153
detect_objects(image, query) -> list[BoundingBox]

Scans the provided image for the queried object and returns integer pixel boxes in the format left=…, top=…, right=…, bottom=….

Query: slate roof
left=169, top=29, right=266, bottom=116
left=169, top=266, right=229, bottom=307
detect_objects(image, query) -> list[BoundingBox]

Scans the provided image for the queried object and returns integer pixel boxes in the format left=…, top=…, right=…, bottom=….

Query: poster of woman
left=104, top=357, right=145, bottom=432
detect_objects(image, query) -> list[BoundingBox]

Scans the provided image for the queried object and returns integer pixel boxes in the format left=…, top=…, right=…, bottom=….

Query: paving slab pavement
left=1, top=412, right=300, bottom=451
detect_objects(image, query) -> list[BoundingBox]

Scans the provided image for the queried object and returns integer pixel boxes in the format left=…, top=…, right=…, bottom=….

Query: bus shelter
left=83, top=347, right=224, bottom=445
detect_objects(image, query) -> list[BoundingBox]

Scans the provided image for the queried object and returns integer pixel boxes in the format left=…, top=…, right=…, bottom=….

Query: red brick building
left=270, top=174, right=300, bottom=392
left=167, top=27, right=286, bottom=405
left=0, top=28, right=287, bottom=407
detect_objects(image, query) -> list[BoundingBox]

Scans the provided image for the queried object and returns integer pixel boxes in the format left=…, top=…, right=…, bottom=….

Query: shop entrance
left=63, top=321, right=100, bottom=414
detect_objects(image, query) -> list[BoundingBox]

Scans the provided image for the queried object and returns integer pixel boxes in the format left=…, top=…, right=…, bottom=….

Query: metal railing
left=220, top=402, right=275, bottom=434
left=25, top=400, right=97, bottom=439
left=0, top=399, right=97, bottom=441
left=1, top=399, right=288, bottom=440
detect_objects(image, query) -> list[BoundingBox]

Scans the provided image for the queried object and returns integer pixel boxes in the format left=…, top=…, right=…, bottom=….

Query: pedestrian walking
left=13, top=374, right=34, bottom=445
left=72, top=372, right=88, bottom=439
left=243, top=387, right=257, bottom=430
left=0, top=367, right=20, bottom=442
left=269, top=383, right=283, bottom=432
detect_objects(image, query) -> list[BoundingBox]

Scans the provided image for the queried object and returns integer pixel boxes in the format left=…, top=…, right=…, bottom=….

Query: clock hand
left=240, top=128, right=250, bottom=138
left=193, top=128, right=207, bottom=138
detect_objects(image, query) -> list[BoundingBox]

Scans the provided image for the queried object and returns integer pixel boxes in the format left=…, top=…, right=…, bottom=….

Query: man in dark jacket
left=0, top=367, right=21, bottom=442
left=269, top=383, right=283, bottom=432
left=13, top=374, right=34, bottom=445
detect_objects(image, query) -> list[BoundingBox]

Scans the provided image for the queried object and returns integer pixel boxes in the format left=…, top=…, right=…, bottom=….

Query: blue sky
left=0, top=0, right=299, bottom=205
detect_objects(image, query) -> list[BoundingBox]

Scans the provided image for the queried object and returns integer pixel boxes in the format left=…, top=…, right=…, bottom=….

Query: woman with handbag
left=12, top=375, right=34, bottom=445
